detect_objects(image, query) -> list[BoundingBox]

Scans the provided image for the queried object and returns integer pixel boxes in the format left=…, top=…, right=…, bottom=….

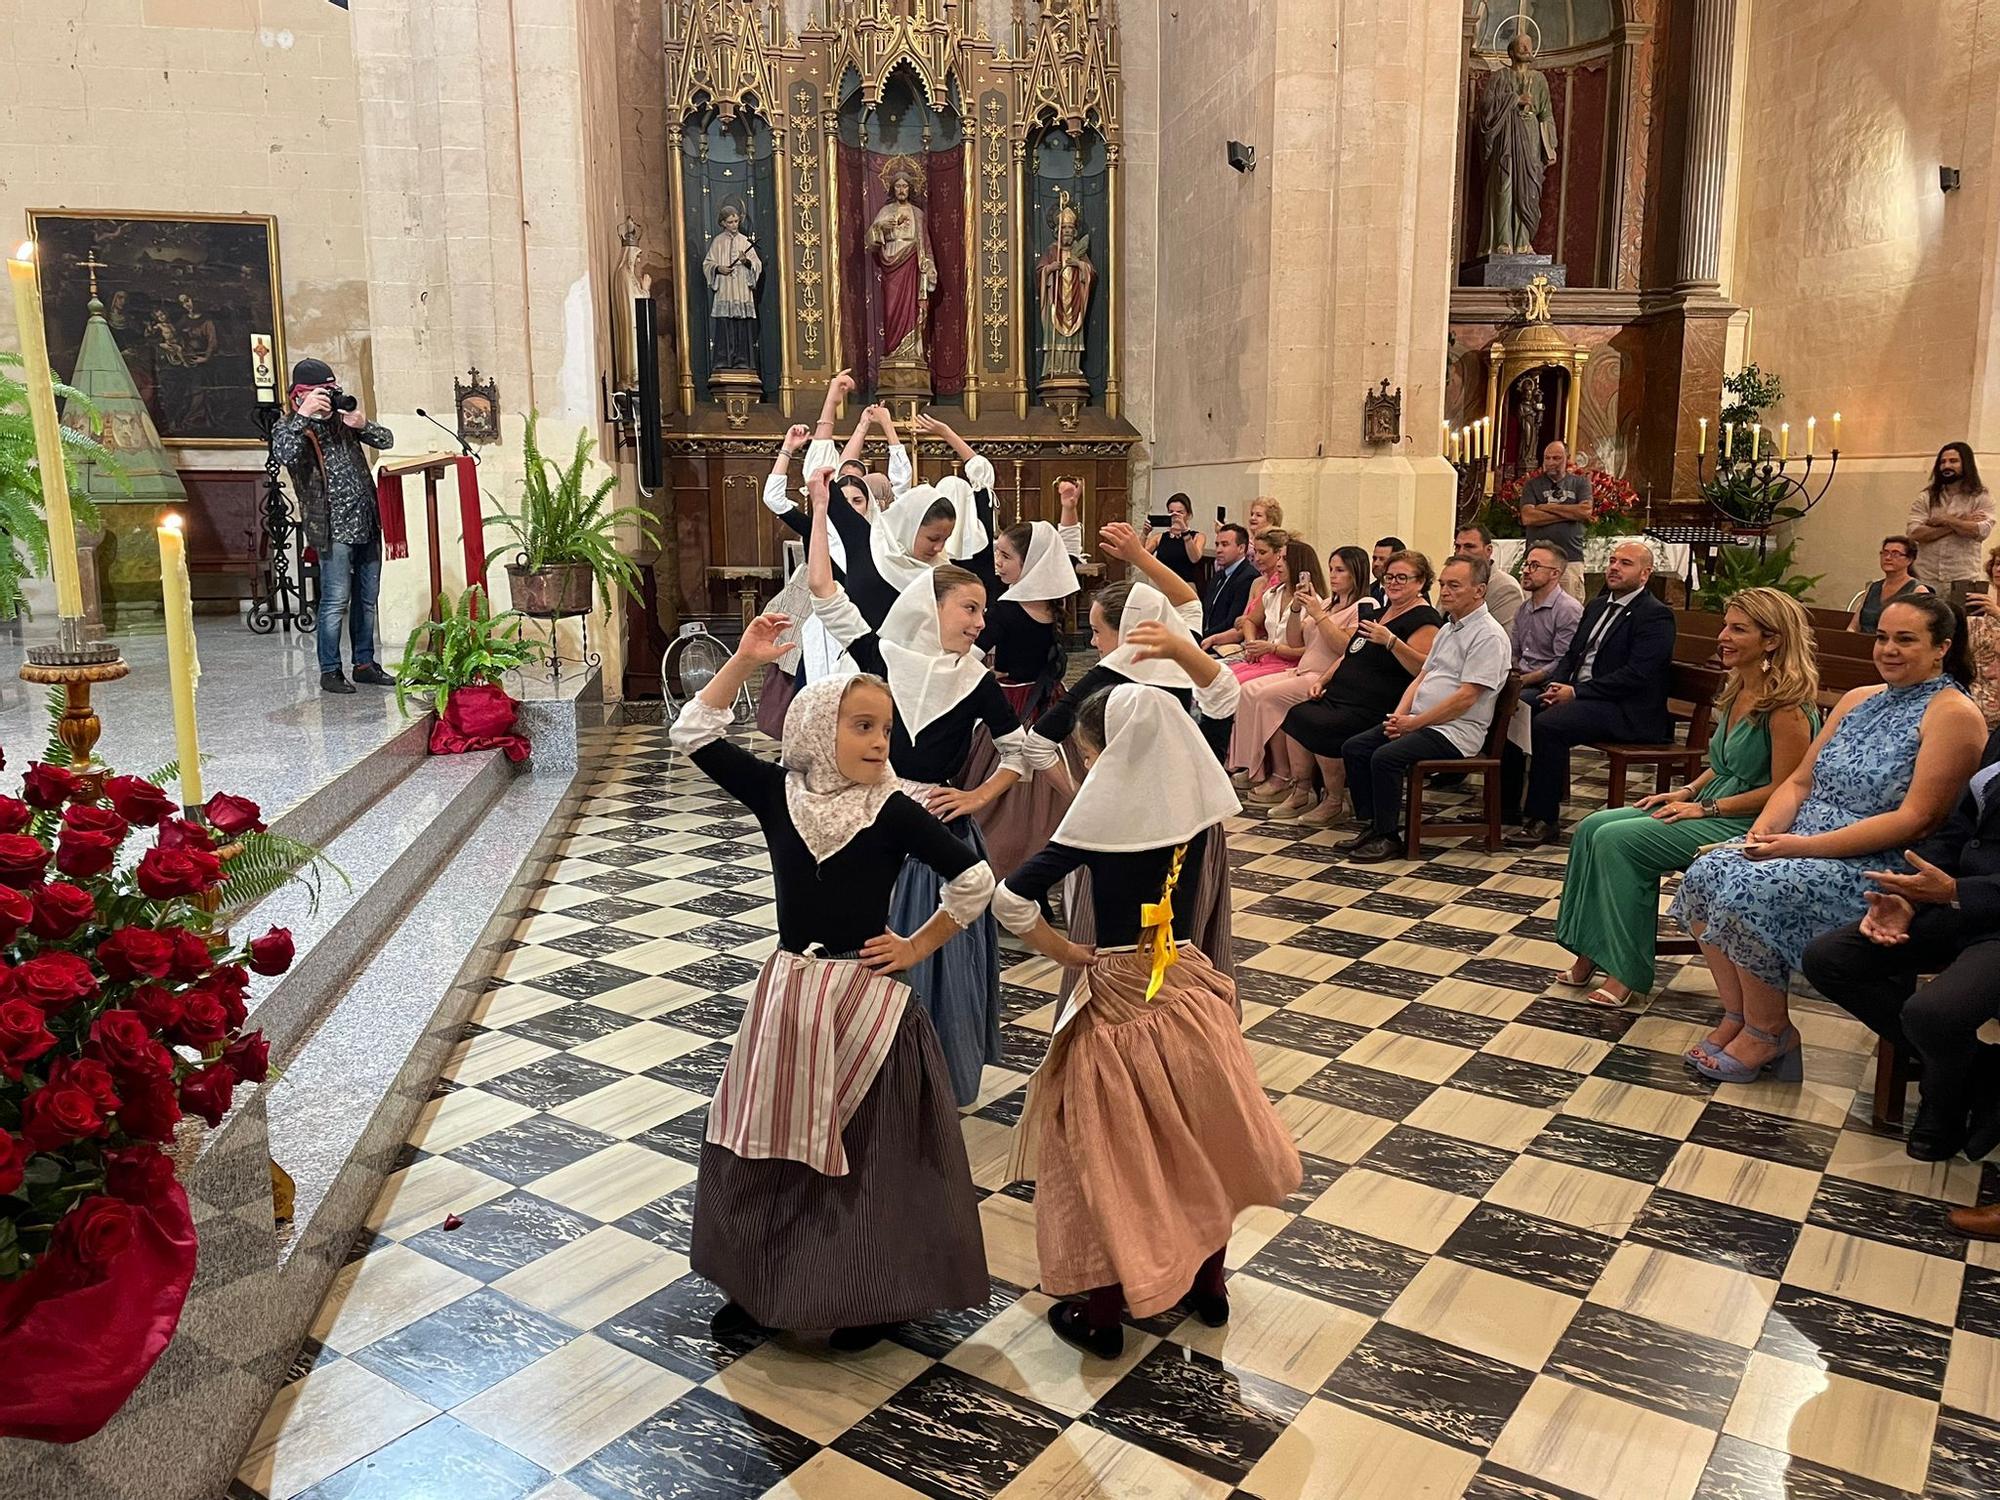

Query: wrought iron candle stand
left=249, top=401, right=314, bottom=636
left=1693, top=444, right=1842, bottom=559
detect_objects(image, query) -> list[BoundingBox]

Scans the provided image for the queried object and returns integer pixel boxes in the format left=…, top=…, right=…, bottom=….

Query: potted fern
left=395, top=587, right=546, bottom=760
left=486, top=411, right=661, bottom=618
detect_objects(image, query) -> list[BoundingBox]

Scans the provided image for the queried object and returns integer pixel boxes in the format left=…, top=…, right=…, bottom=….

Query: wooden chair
left=1593, top=661, right=1726, bottom=807
left=1404, top=673, right=1525, bottom=859
left=1872, top=1038, right=1916, bottom=1128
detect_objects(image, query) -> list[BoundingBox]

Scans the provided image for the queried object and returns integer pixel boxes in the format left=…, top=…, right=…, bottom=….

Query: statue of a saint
left=866, top=173, right=935, bottom=363
left=614, top=216, right=654, bottom=389
left=702, top=205, right=761, bottom=372
left=1477, top=32, right=1559, bottom=257
left=1035, top=190, right=1096, bottom=386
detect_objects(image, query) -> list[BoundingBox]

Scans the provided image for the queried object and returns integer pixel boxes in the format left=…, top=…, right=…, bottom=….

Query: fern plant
left=395, top=585, right=546, bottom=718
left=0, top=351, right=114, bottom=619
left=483, top=410, right=662, bottom=614
left=1692, top=540, right=1824, bottom=612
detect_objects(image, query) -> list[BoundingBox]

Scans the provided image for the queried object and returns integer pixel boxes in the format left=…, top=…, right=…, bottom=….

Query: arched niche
left=678, top=105, right=781, bottom=400
left=1029, top=124, right=1110, bottom=405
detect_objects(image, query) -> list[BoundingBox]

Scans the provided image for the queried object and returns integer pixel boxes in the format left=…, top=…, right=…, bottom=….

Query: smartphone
left=1356, top=597, right=1379, bottom=618
left=1297, top=571, right=1311, bottom=589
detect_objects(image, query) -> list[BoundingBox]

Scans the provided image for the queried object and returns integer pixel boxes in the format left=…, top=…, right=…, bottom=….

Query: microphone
left=415, top=407, right=476, bottom=461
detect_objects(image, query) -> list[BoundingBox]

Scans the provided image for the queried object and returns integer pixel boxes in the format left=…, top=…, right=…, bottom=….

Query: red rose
left=222, top=1030, right=269, bottom=1083
left=0, top=884, right=32, bottom=943
left=10, top=952, right=99, bottom=1012
left=211, top=964, right=249, bottom=1000
left=248, top=927, right=294, bottom=977
left=0, top=998, right=56, bottom=1080
left=104, top=1146, right=175, bottom=1204
left=20, top=762, right=79, bottom=812
left=136, top=846, right=222, bottom=900
left=155, top=818, right=214, bottom=854
left=0, top=833, right=51, bottom=890
left=168, top=928, right=213, bottom=982
left=97, top=927, right=177, bottom=982
left=0, top=1133, right=27, bottom=1196
left=56, top=826, right=120, bottom=879
left=50, top=1056, right=121, bottom=1113
left=47, top=1195, right=136, bottom=1278
left=201, top=793, right=265, bottom=837
left=88, top=1010, right=174, bottom=1081
left=128, top=984, right=186, bottom=1036
left=0, top=798, right=30, bottom=835
left=28, top=881, right=95, bottom=940
left=104, top=776, right=176, bottom=828
left=171, top=988, right=229, bottom=1048
left=117, top=1075, right=182, bottom=1143
left=178, top=1063, right=236, bottom=1127
left=21, top=1083, right=108, bottom=1151
left=61, top=803, right=129, bottom=843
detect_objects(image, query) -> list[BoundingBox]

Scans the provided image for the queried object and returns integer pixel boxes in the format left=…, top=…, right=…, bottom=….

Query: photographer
left=270, top=359, right=396, bottom=693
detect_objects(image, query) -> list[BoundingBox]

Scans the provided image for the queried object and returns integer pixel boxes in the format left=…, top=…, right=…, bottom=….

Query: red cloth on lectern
left=376, top=468, right=409, bottom=559
left=376, top=455, right=482, bottom=585
left=0, top=1183, right=196, bottom=1444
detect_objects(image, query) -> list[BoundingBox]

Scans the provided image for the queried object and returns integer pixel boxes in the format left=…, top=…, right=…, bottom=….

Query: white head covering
left=1001, top=520, right=1080, bottom=603
left=780, top=675, right=898, bottom=863
left=931, top=474, right=990, bottom=560
left=1053, top=683, right=1241, bottom=852
left=1097, top=583, right=1200, bottom=688
left=877, top=568, right=990, bottom=735
left=871, top=484, right=949, bottom=592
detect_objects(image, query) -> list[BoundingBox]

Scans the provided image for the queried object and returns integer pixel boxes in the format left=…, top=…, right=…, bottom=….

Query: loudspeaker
left=634, top=295, right=663, bottom=493
left=1227, top=140, right=1256, bottom=173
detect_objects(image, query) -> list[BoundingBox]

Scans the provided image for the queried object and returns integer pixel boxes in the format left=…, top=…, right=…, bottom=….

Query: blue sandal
left=1685, top=1012, right=1744, bottom=1066
left=1692, top=1023, right=1803, bottom=1084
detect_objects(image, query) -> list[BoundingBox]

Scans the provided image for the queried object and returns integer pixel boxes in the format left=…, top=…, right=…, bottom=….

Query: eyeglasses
left=1521, top=560, right=1559, bottom=573
left=1381, top=572, right=1419, bottom=585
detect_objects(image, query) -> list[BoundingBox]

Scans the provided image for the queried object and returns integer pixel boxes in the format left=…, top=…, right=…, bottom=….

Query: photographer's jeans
left=317, top=539, right=381, bottom=675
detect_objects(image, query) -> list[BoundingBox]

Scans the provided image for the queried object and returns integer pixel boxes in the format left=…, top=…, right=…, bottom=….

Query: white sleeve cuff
left=1175, top=598, right=1204, bottom=630
left=802, top=438, right=841, bottom=492
left=1194, top=668, right=1241, bottom=719
left=887, top=442, right=911, bottom=497
left=990, top=881, right=1041, bottom=935
left=1058, top=523, right=1083, bottom=557
left=940, top=860, right=996, bottom=927
left=993, top=726, right=1060, bottom=777
left=965, top=454, right=996, bottom=492
left=761, top=470, right=791, bottom=515
left=810, top=588, right=871, bottom=649
left=670, top=696, right=736, bottom=754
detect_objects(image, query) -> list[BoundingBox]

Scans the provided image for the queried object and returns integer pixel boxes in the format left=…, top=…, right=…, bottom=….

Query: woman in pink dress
left=1234, top=545, right=1370, bottom=817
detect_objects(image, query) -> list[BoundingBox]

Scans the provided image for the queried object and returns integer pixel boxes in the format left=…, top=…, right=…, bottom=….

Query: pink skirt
left=1227, top=668, right=1320, bottom=778
left=1229, top=656, right=1290, bottom=686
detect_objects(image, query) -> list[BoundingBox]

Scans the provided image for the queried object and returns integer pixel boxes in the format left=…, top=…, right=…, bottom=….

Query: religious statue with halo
left=866, top=169, right=936, bottom=392
left=1035, top=189, right=1096, bottom=393
left=1476, top=23, right=1559, bottom=258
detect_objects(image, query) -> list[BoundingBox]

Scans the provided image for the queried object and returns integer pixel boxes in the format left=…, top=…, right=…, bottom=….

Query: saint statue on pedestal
left=867, top=173, right=935, bottom=365
left=1035, top=190, right=1095, bottom=386
left=1477, top=31, right=1559, bottom=257
left=702, top=205, right=761, bottom=372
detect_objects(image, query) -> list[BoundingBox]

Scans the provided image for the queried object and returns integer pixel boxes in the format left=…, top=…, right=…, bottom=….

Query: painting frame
left=25, top=208, right=285, bottom=448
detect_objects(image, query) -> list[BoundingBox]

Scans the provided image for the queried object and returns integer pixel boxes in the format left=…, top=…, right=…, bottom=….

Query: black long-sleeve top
left=977, top=600, right=1063, bottom=685
left=1033, top=664, right=1189, bottom=745
left=1004, top=829, right=1211, bottom=947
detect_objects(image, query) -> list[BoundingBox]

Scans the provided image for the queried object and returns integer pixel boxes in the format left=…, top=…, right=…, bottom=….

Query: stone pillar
left=1676, top=0, right=1737, bottom=292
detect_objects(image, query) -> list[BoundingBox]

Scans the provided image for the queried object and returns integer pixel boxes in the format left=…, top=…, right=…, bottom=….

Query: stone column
left=1676, top=0, right=1737, bottom=292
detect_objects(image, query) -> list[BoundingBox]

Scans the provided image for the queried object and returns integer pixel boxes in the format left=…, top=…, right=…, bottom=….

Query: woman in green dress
left=1551, top=588, right=1821, bottom=1007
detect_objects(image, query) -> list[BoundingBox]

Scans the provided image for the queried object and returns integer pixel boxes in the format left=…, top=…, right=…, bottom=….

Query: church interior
left=3, top=1, right=2000, bottom=1497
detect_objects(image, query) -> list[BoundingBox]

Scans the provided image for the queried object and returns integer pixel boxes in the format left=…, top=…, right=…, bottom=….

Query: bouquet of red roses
left=1495, top=459, right=1642, bottom=534
left=0, top=751, right=293, bottom=1443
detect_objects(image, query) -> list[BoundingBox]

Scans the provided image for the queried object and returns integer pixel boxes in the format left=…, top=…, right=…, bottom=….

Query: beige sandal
left=1582, top=984, right=1632, bottom=1009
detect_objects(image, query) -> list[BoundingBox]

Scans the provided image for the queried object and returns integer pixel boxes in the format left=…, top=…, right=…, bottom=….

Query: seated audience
left=1232, top=539, right=1326, bottom=685
left=1511, top=543, right=1584, bottom=689
left=1553, top=589, right=1818, bottom=1008
left=1199, top=523, right=1256, bottom=645
left=1231, top=545, right=1370, bottom=815
left=1145, top=492, right=1205, bottom=586
left=1672, top=596, right=1987, bottom=1083
left=1454, top=523, right=1525, bottom=628
left=1907, top=442, right=1995, bottom=587
left=1336, top=557, right=1512, bottom=862
left=1368, top=536, right=1406, bottom=604
left=1518, top=440, right=1592, bottom=600
left=1801, top=722, right=2000, bottom=1166
left=1966, top=542, right=2000, bottom=726
left=1505, top=542, right=1676, bottom=846
left=1277, top=550, right=1442, bottom=825
left=1848, top=534, right=1931, bottom=635
left=1206, top=531, right=1306, bottom=683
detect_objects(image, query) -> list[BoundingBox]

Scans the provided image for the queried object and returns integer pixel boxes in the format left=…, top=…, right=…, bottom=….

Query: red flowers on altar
left=0, top=755, right=291, bottom=1443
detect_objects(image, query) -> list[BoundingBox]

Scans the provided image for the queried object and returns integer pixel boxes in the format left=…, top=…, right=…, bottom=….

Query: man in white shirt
left=1454, top=522, right=1525, bottom=628
left=1339, top=557, right=1514, bottom=862
left=1907, top=443, right=1996, bottom=586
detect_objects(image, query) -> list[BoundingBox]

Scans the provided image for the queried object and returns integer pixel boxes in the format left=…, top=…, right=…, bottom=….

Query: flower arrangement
left=0, top=730, right=303, bottom=1443
left=1490, top=459, right=1642, bottom=538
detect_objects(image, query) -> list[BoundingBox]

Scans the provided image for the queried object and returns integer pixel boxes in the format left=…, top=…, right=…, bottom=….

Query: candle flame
left=12, top=241, right=32, bottom=263
left=162, top=512, right=183, bottom=532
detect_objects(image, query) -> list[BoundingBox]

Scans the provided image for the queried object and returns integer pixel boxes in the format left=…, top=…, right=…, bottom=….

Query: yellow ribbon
left=1140, top=843, right=1190, bottom=1001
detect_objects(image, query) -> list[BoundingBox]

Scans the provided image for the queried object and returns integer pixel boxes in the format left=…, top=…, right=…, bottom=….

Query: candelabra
left=1450, top=450, right=1491, bottom=527
left=1693, top=439, right=1841, bottom=557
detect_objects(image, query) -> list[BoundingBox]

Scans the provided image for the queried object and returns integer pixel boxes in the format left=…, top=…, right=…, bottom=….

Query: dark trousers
left=1801, top=919, right=2000, bottom=1122
left=1514, top=697, right=1631, bottom=824
left=1344, top=724, right=1460, bottom=837
left=1199, top=712, right=1234, bottom=763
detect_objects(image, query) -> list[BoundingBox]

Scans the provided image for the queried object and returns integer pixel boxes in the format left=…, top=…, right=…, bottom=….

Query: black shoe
left=1906, top=1100, right=1968, bottom=1162
left=1046, top=1301, right=1123, bottom=1360
left=1185, top=1290, right=1230, bottom=1328
left=1505, top=818, right=1558, bottom=848
left=320, top=671, right=355, bottom=695
left=829, top=1323, right=898, bottom=1353
left=1965, top=1099, right=2000, bottom=1161
left=351, top=663, right=395, bottom=687
left=1348, top=833, right=1403, bottom=864
left=1335, top=827, right=1374, bottom=853
left=709, top=1301, right=765, bottom=1340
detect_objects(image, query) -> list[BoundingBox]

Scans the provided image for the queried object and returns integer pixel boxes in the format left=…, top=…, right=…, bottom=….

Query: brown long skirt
left=959, top=720, right=1078, bottom=883
left=1060, top=825, right=1235, bottom=1007
left=690, top=1004, right=988, bottom=1330
left=1026, top=947, right=1301, bottom=1317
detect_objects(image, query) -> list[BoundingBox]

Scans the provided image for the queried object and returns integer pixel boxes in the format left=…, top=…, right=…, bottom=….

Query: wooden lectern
left=379, top=452, right=483, bottom=621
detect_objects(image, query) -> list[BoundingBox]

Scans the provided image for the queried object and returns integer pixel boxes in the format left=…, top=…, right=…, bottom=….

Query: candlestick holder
left=1694, top=445, right=1841, bottom=558
left=21, top=616, right=129, bottom=796
left=1450, top=452, right=1492, bottom=527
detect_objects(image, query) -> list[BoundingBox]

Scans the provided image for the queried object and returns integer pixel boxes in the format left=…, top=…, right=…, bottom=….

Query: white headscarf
left=780, top=675, right=899, bottom=864
left=1001, top=520, right=1080, bottom=604
left=931, top=474, right=990, bottom=560
left=1097, top=583, right=1200, bottom=688
left=871, top=484, right=949, bottom=593
left=878, top=568, right=990, bottom=735
left=1053, top=683, right=1241, bottom=852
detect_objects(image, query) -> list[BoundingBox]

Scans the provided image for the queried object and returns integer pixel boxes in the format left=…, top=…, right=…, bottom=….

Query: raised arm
left=813, top=369, right=855, bottom=442
left=806, top=467, right=838, bottom=599
left=916, top=411, right=976, bottom=467
left=1099, top=521, right=1197, bottom=608
left=1124, top=620, right=1241, bottom=719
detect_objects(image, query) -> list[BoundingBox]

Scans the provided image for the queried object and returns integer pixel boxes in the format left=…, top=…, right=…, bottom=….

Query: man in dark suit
left=1802, top=725, right=2000, bottom=1181
left=1199, top=523, right=1256, bottom=646
left=1504, top=541, right=1675, bottom=844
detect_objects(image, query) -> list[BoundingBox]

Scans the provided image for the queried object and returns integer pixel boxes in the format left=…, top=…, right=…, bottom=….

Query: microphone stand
left=415, top=407, right=477, bottom=462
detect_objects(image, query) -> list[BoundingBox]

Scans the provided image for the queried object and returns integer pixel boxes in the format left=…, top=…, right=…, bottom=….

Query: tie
left=1578, top=600, right=1619, bottom=682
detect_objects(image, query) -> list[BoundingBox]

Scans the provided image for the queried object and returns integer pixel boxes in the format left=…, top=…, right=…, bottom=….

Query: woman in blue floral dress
left=1672, top=596, right=1987, bottom=1083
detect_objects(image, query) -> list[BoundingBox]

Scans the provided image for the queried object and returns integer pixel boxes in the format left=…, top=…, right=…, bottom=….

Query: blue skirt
left=891, top=816, right=1001, bottom=1108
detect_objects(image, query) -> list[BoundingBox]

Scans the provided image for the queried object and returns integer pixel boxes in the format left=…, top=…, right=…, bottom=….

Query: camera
left=325, top=386, right=359, bottom=413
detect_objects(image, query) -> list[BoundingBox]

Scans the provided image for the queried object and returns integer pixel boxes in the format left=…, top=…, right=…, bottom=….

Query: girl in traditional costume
left=670, top=616, right=994, bottom=1350
left=996, top=653, right=1302, bottom=1359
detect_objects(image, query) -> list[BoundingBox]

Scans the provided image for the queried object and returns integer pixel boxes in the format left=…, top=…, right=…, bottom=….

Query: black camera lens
left=330, top=391, right=358, bottom=412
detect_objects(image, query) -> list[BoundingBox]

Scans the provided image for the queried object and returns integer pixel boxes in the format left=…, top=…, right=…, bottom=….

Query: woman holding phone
left=1144, top=493, right=1206, bottom=587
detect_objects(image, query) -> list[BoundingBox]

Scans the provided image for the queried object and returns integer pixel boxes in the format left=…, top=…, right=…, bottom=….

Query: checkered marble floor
left=234, top=721, right=2000, bottom=1500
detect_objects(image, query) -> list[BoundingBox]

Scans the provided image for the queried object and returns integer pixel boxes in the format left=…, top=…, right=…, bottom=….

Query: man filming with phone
left=271, top=358, right=396, bottom=694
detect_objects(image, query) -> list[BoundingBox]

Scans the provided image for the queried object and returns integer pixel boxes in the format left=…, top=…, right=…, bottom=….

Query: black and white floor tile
left=236, top=722, right=2000, bottom=1500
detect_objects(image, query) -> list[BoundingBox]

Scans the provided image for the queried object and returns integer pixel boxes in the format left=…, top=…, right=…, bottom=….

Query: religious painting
left=455, top=366, right=500, bottom=444
left=25, top=209, right=284, bottom=446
